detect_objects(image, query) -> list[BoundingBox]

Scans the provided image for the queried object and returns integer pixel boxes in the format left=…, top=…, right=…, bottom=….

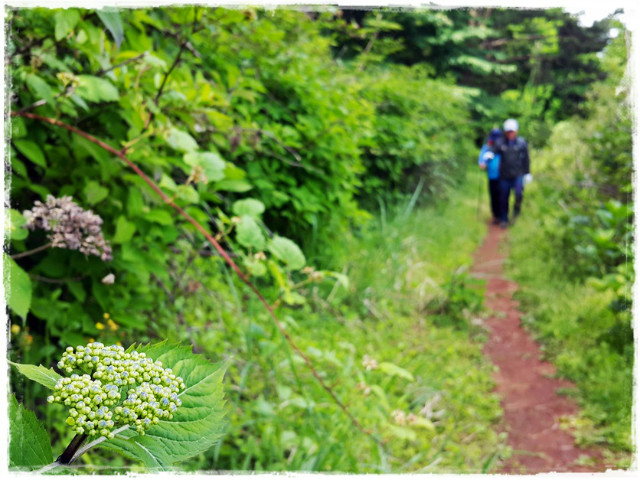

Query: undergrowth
left=158, top=171, right=508, bottom=472
left=507, top=184, right=633, bottom=468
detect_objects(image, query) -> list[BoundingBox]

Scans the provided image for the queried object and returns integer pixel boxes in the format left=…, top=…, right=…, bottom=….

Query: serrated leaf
left=83, top=180, right=109, bottom=205
left=268, top=236, right=306, bottom=270
left=76, top=75, right=119, bottom=103
left=9, top=396, right=54, bottom=468
left=6, top=209, right=28, bottom=241
left=378, top=362, right=415, bottom=381
left=12, top=139, right=46, bottom=167
left=97, top=9, right=124, bottom=48
left=54, top=8, right=80, bottom=41
left=9, top=361, right=62, bottom=390
left=236, top=216, right=266, bottom=250
left=112, top=215, right=136, bottom=244
left=232, top=198, right=265, bottom=218
left=98, top=343, right=227, bottom=469
left=3, top=254, right=32, bottom=319
left=166, top=128, right=198, bottom=153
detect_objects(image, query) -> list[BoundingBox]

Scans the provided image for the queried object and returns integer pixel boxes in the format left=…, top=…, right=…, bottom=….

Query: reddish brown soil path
left=471, top=223, right=607, bottom=473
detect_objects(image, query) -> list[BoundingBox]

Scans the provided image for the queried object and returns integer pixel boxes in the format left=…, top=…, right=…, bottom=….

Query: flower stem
left=10, top=242, right=52, bottom=260
left=57, top=433, right=88, bottom=465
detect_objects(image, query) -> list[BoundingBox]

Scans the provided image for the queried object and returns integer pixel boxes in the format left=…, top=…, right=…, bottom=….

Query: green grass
left=506, top=181, right=634, bottom=465
left=162, top=169, right=510, bottom=473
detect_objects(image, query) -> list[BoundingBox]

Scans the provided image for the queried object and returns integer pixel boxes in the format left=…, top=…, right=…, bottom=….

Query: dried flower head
left=23, top=195, right=112, bottom=261
left=362, top=354, right=378, bottom=371
left=392, top=409, right=407, bottom=425
left=48, top=342, right=185, bottom=438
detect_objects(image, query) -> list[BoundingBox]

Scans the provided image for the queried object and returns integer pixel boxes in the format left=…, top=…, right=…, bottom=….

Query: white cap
left=503, top=118, right=519, bottom=132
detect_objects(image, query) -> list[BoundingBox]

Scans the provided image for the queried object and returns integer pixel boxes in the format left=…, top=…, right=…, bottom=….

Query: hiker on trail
left=484, top=118, right=531, bottom=228
left=478, top=128, right=503, bottom=225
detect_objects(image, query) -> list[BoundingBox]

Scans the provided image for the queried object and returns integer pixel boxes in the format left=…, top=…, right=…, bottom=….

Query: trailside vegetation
left=507, top=26, right=633, bottom=464
left=5, top=5, right=631, bottom=473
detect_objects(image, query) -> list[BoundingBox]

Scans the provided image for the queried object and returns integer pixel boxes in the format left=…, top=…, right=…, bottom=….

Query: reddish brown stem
left=13, top=111, right=376, bottom=443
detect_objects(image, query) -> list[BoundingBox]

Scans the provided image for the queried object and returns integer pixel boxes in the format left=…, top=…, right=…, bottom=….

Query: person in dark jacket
left=493, top=118, right=530, bottom=228
left=478, top=128, right=503, bottom=225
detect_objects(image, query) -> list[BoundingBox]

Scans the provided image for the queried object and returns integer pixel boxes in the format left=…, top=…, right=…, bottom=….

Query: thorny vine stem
left=13, top=110, right=382, bottom=447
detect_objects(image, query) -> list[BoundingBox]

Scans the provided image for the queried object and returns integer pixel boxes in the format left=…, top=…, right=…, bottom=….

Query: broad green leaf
left=9, top=361, right=62, bottom=390
left=145, top=209, right=174, bottom=226
left=232, top=198, right=265, bottom=218
left=176, top=185, right=199, bottom=204
left=166, top=128, right=198, bottom=153
left=159, top=174, right=177, bottom=191
left=12, top=140, right=46, bottom=167
left=183, top=152, right=226, bottom=182
left=97, top=9, right=124, bottom=48
left=213, top=179, right=253, bottom=192
left=83, top=180, right=109, bottom=205
left=268, top=236, right=306, bottom=270
left=6, top=209, right=28, bottom=241
left=25, top=74, right=54, bottom=104
left=54, top=8, right=80, bottom=41
left=99, top=343, right=227, bottom=469
left=244, top=257, right=267, bottom=277
left=112, top=216, right=136, bottom=244
left=3, top=254, right=32, bottom=319
left=76, top=75, right=119, bottom=103
left=9, top=396, right=53, bottom=468
left=378, top=362, right=415, bottom=381
left=11, top=116, right=27, bottom=138
left=236, top=216, right=266, bottom=250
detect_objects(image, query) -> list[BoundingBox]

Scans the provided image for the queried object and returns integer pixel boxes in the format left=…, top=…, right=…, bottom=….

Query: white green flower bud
left=50, top=343, right=185, bottom=437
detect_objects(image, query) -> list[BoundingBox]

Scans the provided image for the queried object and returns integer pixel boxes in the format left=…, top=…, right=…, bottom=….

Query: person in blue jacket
left=478, top=128, right=503, bottom=225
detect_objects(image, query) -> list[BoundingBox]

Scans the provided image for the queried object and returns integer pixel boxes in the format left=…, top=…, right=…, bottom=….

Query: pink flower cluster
left=23, top=195, right=112, bottom=261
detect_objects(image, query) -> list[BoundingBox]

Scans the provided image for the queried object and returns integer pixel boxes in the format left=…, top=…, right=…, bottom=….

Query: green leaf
left=54, top=8, right=80, bottom=41
left=387, top=424, right=417, bottom=441
left=236, top=216, right=266, bottom=250
left=176, top=185, right=199, bottom=204
left=183, top=152, right=226, bottom=182
left=9, top=361, right=62, bottom=390
left=112, top=216, right=136, bottom=244
left=145, top=209, right=174, bottom=226
left=6, top=209, right=28, bottom=241
left=25, top=74, right=55, bottom=103
left=166, top=128, right=198, bottom=153
left=268, top=236, right=306, bottom=270
left=244, top=257, right=267, bottom=277
left=9, top=396, right=53, bottom=468
left=76, top=75, right=119, bottom=103
left=83, top=180, right=109, bottom=205
left=99, top=343, right=227, bottom=469
left=12, top=139, right=46, bottom=167
left=232, top=198, right=265, bottom=218
left=97, top=9, right=124, bottom=48
left=3, top=254, right=32, bottom=319
left=378, top=362, right=415, bottom=381
left=213, top=179, right=253, bottom=192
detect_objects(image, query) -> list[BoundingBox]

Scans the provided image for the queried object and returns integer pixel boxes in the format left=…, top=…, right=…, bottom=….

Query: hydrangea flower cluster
left=23, top=195, right=112, bottom=261
left=48, top=343, right=185, bottom=438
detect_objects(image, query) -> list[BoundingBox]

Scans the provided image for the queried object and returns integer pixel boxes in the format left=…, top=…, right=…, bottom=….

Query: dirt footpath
left=471, top=223, right=607, bottom=473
